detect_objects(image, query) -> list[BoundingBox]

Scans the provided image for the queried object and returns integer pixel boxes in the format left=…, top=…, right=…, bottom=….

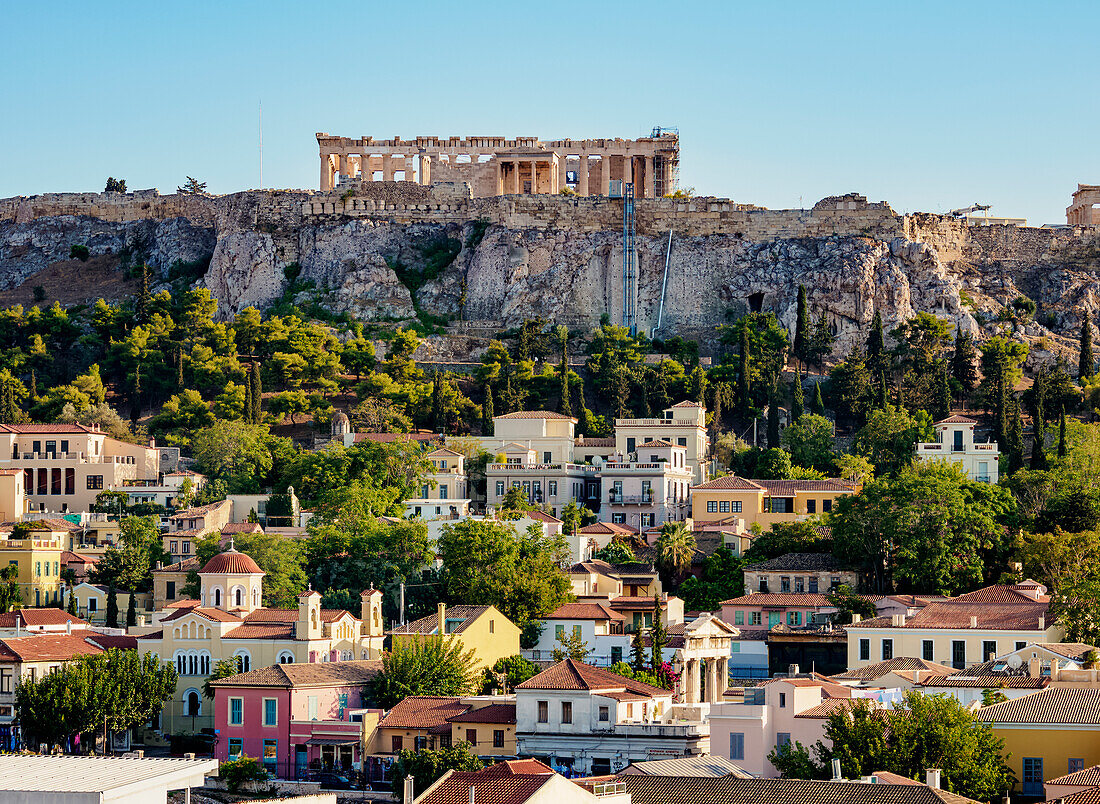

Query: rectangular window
left=87, top=475, right=103, bottom=490
left=822, top=499, right=833, bottom=513
left=731, top=642, right=740, bottom=653
left=787, top=611, right=801, bottom=626
left=182, top=541, right=190, bottom=554
left=549, top=481, right=557, bottom=497
left=731, top=500, right=742, bottom=513
left=60, top=440, right=69, bottom=454
left=51, top=468, right=62, bottom=495
left=952, top=640, right=966, bottom=669
left=707, top=500, right=718, bottom=513
left=166, top=581, right=176, bottom=599
left=391, top=736, right=403, bottom=752
left=0, top=670, right=11, bottom=694
left=555, top=624, right=565, bottom=640
left=719, top=500, right=730, bottom=513
left=780, top=577, right=791, bottom=593
left=495, top=481, right=505, bottom=496
left=465, top=728, right=477, bottom=745
left=983, top=641, right=997, bottom=662
left=228, top=738, right=243, bottom=759
left=750, top=612, right=761, bottom=626
left=438, top=733, right=451, bottom=749
left=808, top=577, right=818, bottom=593
left=439, top=485, right=448, bottom=500
left=89, top=598, right=97, bottom=612
left=493, top=729, right=505, bottom=748
left=598, top=706, right=609, bottom=722
left=626, top=438, right=636, bottom=453
left=777, top=733, right=791, bottom=749
left=807, top=499, right=816, bottom=514
left=263, top=739, right=277, bottom=770
left=611, top=646, right=622, bottom=664
left=263, top=698, right=278, bottom=726
left=308, top=696, right=318, bottom=720
left=859, top=638, right=870, bottom=660
left=612, top=513, right=625, bottom=524
left=45, top=440, right=56, bottom=455
left=882, top=639, right=893, bottom=660
left=572, top=625, right=582, bottom=639
left=32, top=440, right=40, bottom=454
left=779, top=692, right=786, bottom=708
left=734, top=611, right=744, bottom=625
left=1016, top=641, right=1027, bottom=651
left=641, top=513, right=654, bottom=527
left=795, top=577, right=804, bottom=593
left=65, top=468, right=75, bottom=495
left=229, top=698, right=243, bottom=725
left=923, top=640, right=934, bottom=661
left=729, top=732, right=745, bottom=761
left=561, top=701, right=572, bottom=724
left=1070, top=759, right=1086, bottom=774
left=537, top=701, right=548, bottom=723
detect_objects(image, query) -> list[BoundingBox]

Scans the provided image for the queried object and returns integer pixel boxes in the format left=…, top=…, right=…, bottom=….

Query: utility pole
left=399, top=582, right=405, bottom=625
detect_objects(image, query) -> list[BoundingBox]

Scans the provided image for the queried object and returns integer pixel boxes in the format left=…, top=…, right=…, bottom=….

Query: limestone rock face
left=203, top=232, right=286, bottom=313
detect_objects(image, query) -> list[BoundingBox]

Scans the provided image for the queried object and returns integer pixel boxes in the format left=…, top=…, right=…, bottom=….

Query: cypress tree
left=934, top=362, right=951, bottom=421
left=0, top=381, right=16, bottom=423
left=690, top=365, right=707, bottom=404
left=630, top=628, right=646, bottom=671
left=243, top=371, right=253, bottom=423
left=576, top=380, right=589, bottom=435
left=1081, top=310, right=1094, bottom=379
left=1007, top=400, right=1024, bottom=473
left=135, top=262, right=151, bottom=323
left=738, top=326, right=751, bottom=414
left=482, top=384, right=494, bottom=434
left=874, top=370, right=888, bottom=411
left=558, top=361, right=572, bottom=417
left=951, top=329, right=979, bottom=398
left=791, top=370, right=804, bottom=420
left=1059, top=409, right=1068, bottom=458
left=710, top=383, right=723, bottom=442
left=105, top=584, right=119, bottom=628
left=767, top=386, right=781, bottom=449
left=649, top=594, right=668, bottom=673
left=867, top=310, right=885, bottom=374
left=29, top=370, right=36, bottom=401
left=176, top=348, right=185, bottom=390
left=126, top=589, right=137, bottom=627
left=66, top=588, right=77, bottom=616
left=249, top=362, right=262, bottom=424
left=794, top=285, right=810, bottom=367
left=503, top=372, right=514, bottom=414
left=1031, top=375, right=1047, bottom=470
left=430, top=371, right=445, bottom=431
left=811, top=381, right=825, bottom=416
left=613, top=365, right=629, bottom=420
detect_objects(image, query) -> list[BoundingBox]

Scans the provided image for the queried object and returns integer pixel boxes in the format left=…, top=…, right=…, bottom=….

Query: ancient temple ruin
left=315, top=132, right=680, bottom=198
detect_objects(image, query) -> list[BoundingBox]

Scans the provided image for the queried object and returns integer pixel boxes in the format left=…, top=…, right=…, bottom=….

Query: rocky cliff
left=2, top=187, right=1098, bottom=364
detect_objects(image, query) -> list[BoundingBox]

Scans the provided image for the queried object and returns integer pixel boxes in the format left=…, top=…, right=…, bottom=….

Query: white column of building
left=320, top=154, right=333, bottom=191
left=512, top=160, right=520, bottom=195
left=623, top=155, right=633, bottom=190
left=383, top=155, right=395, bottom=182
left=644, top=155, right=655, bottom=198
left=706, top=658, right=718, bottom=703
left=579, top=151, right=589, bottom=196
left=719, top=656, right=729, bottom=697
left=600, top=156, right=611, bottom=196
left=530, top=160, right=538, bottom=194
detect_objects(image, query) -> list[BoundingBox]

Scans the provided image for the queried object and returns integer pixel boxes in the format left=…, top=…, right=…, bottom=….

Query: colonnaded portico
left=315, top=132, right=680, bottom=198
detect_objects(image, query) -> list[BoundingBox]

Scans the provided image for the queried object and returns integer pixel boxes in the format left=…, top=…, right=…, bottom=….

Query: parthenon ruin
left=1067, top=184, right=1100, bottom=225
left=315, top=132, right=680, bottom=198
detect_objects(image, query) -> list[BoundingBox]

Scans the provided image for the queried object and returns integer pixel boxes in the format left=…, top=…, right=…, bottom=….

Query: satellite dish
left=1007, top=655, right=1023, bottom=670
left=592, top=456, right=604, bottom=469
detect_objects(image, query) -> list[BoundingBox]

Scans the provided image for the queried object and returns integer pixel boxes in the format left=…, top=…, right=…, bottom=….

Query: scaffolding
left=622, top=182, right=637, bottom=336
left=649, top=126, right=680, bottom=198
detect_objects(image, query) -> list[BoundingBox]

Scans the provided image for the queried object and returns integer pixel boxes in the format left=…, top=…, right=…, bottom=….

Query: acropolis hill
left=1, top=133, right=1099, bottom=363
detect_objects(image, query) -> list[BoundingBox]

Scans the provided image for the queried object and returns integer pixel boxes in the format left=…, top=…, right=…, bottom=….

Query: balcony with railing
left=486, top=462, right=596, bottom=474
left=2, top=453, right=136, bottom=465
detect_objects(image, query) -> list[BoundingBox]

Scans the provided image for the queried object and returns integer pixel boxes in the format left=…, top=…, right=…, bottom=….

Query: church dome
left=199, top=549, right=263, bottom=575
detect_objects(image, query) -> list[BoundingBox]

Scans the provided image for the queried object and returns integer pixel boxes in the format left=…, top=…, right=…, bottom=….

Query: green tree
left=1059, top=410, right=1068, bottom=458
left=15, top=649, right=176, bottom=749
left=794, top=285, right=811, bottom=368
left=829, top=344, right=871, bottom=424
left=1082, top=310, right=1094, bottom=379
left=826, top=584, right=876, bottom=624
left=745, top=520, right=832, bottom=562
left=551, top=630, right=590, bottom=661
left=125, top=590, right=137, bottom=627
left=190, top=421, right=287, bottom=493
left=178, top=176, right=208, bottom=194
left=806, top=311, right=836, bottom=371
left=866, top=310, right=886, bottom=377
left=219, top=758, right=269, bottom=793
left=490, top=655, right=540, bottom=691
left=934, top=361, right=951, bottom=421
left=249, top=361, right=263, bottom=424
left=790, top=370, right=805, bottom=420
left=676, top=546, right=745, bottom=610
left=105, top=583, right=119, bottom=628
left=766, top=386, right=781, bottom=449
left=0, top=564, right=21, bottom=612
left=203, top=656, right=244, bottom=699
left=630, top=628, right=646, bottom=671
left=737, top=325, right=751, bottom=414
left=649, top=593, right=668, bottom=671
left=951, top=329, right=980, bottom=397
left=654, top=521, right=696, bottom=583
left=853, top=404, right=932, bottom=477
left=593, top=541, right=636, bottom=564
left=391, top=743, right=484, bottom=797
left=782, top=413, right=834, bottom=471
left=438, top=519, right=571, bottom=628
left=811, top=381, right=824, bottom=416
left=1021, top=528, right=1100, bottom=643
left=105, top=177, right=127, bottom=193
left=370, top=636, right=479, bottom=709
left=89, top=516, right=165, bottom=592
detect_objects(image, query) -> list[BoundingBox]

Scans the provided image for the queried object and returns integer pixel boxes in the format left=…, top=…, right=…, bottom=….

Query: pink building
left=708, top=677, right=855, bottom=777
left=211, top=660, right=381, bottom=781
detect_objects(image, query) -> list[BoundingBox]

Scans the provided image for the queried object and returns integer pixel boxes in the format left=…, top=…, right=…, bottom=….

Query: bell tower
left=296, top=587, right=323, bottom=641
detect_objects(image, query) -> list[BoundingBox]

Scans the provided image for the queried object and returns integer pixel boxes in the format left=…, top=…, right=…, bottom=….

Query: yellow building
left=690, top=476, right=856, bottom=529
left=372, top=695, right=516, bottom=758
left=0, top=470, right=25, bottom=521
left=0, top=523, right=64, bottom=607
left=69, top=582, right=152, bottom=624
left=163, top=500, right=234, bottom=562
left=133, top=548, right=386, bottom=735
left=151, top=557, right=199, bottom=610
left=845, top=583, right=1062, bottom=670
left=445, top=702, right=517, bottom=758
left=388, top=603, right=520, bottom=671
left=977, top=687, right=1100, bottom=796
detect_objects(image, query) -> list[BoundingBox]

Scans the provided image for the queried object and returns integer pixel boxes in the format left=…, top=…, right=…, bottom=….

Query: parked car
left=312, top=772, right=353, bottom=790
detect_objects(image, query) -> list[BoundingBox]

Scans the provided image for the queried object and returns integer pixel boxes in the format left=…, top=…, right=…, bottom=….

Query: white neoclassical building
left=675, top=613, right=739, bottom=705
left=915, top=415, right=999, bottom=483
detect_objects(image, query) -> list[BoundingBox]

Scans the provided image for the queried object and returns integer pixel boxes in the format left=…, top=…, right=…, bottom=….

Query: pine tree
left=791, top=370, right=804, bottom=420
left=613, top=365, right=629, bottom=419
left=176, top=348, right=185, bottom=390
left=503, top=372, right=514, bottom=414
left=934, top=362, right=951, bottom=420
left=794, top=285, right=810, bottom=368
left=1059, top=409, right=1068, bottom=458
left=105, top=584, right=119, bottom=629
left=767, top=385, right=781, bottom=449
left=0, top=381, right=16, bottom=423
left=951, top=329, right=979, bottom=397
left=1007, top=400, right=1024, bottom=473
left=482, top=384, right=494, bottom=434
left=576, top=380, right=590, bottom=435
left=135, top=262, right=151, bottom=323
left=867, top=310, right=885, bottom=375
left=1081, top=310, right=1094, bottom=379
left=649, top=595, right=668, bottom=673
left=690, top=365, right=707, bottom=404
left=243, top=371, right=253, bottom=424
left=630, top=628, right=646, bottom=671
left=249, top=362, right=262, bottom=424
left=126, top=589, right=137, bottom=627
left=29, top=369, right=36, bottom=401
left=811, top=381, right=825, bottom=416
left=737, top=325, right=751, bottom=414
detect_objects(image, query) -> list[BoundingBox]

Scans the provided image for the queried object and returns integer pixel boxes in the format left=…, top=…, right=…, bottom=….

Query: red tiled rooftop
left=378, top=696, right=470, bottom=730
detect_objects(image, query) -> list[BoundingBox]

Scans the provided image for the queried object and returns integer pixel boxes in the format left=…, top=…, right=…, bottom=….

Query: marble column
left=579, top=152, right=589, bottom=196
left=600, top=157, right=610, bottom=196
left=383, top=156, right=394, bottom=182
left=338, top=153, right=350, bottom=182
left=706, top=658, right=718, bottom=703
left=320, top=155, right=333, bottom=191
left=644, top=155, right=655, bottom=198
left=623, top=155, right=633, bottom=190
left=530, top=160, right=538, bottom=194
left=556, top=157, right=566, bottom=194
left=687, top=659, right=698, bottom=704
left=719, top=657, right=729, bottom=697
left=512, top=161, right=520, bottom=195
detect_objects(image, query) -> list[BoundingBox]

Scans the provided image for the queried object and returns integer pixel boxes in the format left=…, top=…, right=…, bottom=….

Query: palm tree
left=655, top=521, right=696, bottom=582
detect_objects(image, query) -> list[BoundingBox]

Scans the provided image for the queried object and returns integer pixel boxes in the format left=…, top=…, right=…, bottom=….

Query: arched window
left=200, top=652, right=210, bottom=675
left=176, top=653, right=185, bottom=674
left=187, top=653, right=197, bottom=676
left=277, top=651, right=294, bottom=664
left=234, top=587, right=243, bottom=607
left=234, top=650, right=251, bottom=672
left=213, top=588, right=222, bottom=607
left=185, top=689, right=201, bottom=717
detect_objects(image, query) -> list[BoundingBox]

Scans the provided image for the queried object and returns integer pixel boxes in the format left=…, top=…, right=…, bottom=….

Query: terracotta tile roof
left=160, top=606, right=242, bottom=623
left=1047, top=764, right=1100, bottom=786
left=609, top=595, right=676, bottom=612
left=241, top=608, right=352, bottom=624
left=516, top=658, right=669, bottom=697
left=925, top=676, right=1048, bottom=690
left=446, top=703, right=516, bottom=724
left=61, top=551, right=98, bottom=566
left=388, top=605, right=491, bottom=636
left=692, top=475, right=763, bottom=491
left=0, top=609, right=89, bottom=628
left=753, top=479, right=856, bottom=495
left=577, top=522, right=639, bottom=535
left=153, top=557, right=200, bottom=574
left=869, top=772, right=923, bottom=786
left=1037, top=642, right=1098, bottom=660
left=544, top=601, right=624, bottom=621
left=569, top=560, right=620, bottom=577
left=494, top=411, right=576, bottom=420
left=135, top=629, right=163, bottom=640
left=417, top=760, right=556, bottom=804
left=199, top=549, right=264, bottom=575
left=1043, top=790, right=1100, bottom=804
left=210, top=660, right=381, bottom=688
left=378, top=696, right=470, bottom=730
left=168, top=500, right=232, bottom=520
left=744, top=552, right=852, bottom=572
left=0, top=633, right=104, bottom=662
left=976, top=687, right=1100, bottom=724
left=4, top=518, right=82, bottom=533
left=0, top=423, right=99, bottom=433
left=619, top=776, right=983, bottom=804
left=720, top=592, right=838, bottom=607
left=618, top=755, right=754, bottom=778
left=0, top=469, right=22, bottom=477
left=953, top=584, right=1047, bottom=603
left=831, top=658, right=956, bottom=681
left=524, top=510, right=563, bottom=524
left=427, top=447, right=464, bottom=458
left=848, top=589, right=1051, bottom=631
left=85, top=634, right=138, bottom=650
left=795, top=698, right=875, bottom=719
left=220, top=522, right=263, bottom=534
left=637, top=439, right=674, bottom=448
left=934, top=415, right=978, bottom=425
left=575, top=437, right=616, bottom=447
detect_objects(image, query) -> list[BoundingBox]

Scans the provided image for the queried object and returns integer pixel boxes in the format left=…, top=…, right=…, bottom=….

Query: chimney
left=891, top=614, right=904, bottom=627
left=1051, top=659, right=1061, bottom=681
left=403, top=775, right=415, bottom=804
left=852, top=613, right=861, bottom=624
left=185, top=752, right=195, bottom=760
left=437, top=602, right=446, bottom=636
left=470, top=786, right=476, bottom=804
left=789, top=664, right=800, bottom=677
left=926, top=769, right=941, bottom=789
left=1040, top=615, right=1046, bottom=631
left=969, top=615, right=978, bottom=629
left=832, top=759, right=843, bottom=781
left=65, top=620, right=71, bottom=635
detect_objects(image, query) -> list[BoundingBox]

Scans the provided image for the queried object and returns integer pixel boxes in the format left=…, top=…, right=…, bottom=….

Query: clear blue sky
left=2, top=1, right=1095, bottom=224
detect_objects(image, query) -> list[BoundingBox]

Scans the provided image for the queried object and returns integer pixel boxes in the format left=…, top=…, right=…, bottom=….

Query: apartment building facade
left=915, top=415, right=1000, bottom=483
left=615, top=401, right=709, bottom=484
